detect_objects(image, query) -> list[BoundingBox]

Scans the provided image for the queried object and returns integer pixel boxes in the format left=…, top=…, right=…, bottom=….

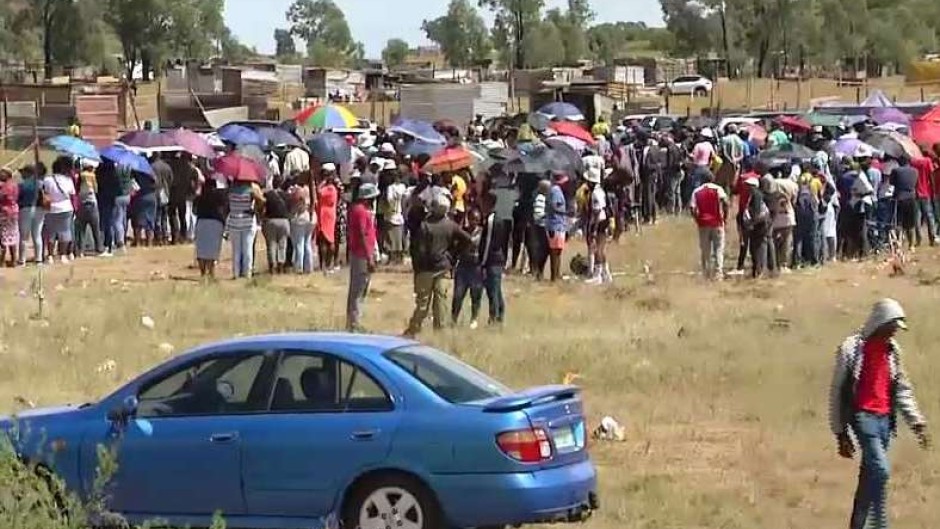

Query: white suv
left=661, top=75, right=713, bottom=97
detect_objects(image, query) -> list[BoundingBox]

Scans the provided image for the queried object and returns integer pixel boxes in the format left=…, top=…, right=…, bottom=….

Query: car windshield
left=384, top=345, right=512, bottom=404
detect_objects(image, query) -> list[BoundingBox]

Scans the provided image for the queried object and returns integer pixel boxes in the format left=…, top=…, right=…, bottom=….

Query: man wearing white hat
left=583, top=167, right=612, bottom=284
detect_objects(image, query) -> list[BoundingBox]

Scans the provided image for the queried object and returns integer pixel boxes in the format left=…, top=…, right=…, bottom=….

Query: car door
left=239, top=350, right=401, bottom=518
left=83, top=350, right=277, bottom=518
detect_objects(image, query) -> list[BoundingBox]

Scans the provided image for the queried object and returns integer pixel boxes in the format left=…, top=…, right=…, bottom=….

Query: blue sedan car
left=2, top=333, right=598, bottom=529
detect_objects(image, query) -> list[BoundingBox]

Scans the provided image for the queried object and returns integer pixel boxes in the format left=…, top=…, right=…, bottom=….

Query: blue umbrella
left=256, top=127, right=303, bottom=148
left=307, top=132, right=351, bottom=165
left=46, top=135, right=100, bottom=161
left=401, top=139, right=445, bottom=157
left=537, top=102, right=585, bottom=121
left=389, top=118, right=446, bottom=144
left=100, top=144, right=154, bottom=176
left=217, top=124, right=268, bottom=147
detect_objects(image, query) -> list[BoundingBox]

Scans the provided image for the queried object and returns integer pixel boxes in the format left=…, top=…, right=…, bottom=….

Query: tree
left=422, top=0, right=492, bottom=68
left=544, top=0, right=594, bottom=64
left=660, top=0, right=717, bottom=58
left=274, top=28, right=297, bottom=58
left=287, top=0, right=363, bottom=67
left=523, top=19, right=565, bottom=67
left=478, top=0, right=544, bottom=68
left=219, top=26, right=257, bottom=64
left=105, top=0, right=172, bottom=81
left=382, top=38, right=410, bottom=69
left=17, top=0, right=79, bottom=79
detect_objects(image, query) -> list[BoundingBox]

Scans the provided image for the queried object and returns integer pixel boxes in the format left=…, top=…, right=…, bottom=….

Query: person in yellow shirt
left=449, top=171, right=468, bottom=225
left=591, top=116, right=611, bottom=137
left=67, top=118, right=82, bottom=138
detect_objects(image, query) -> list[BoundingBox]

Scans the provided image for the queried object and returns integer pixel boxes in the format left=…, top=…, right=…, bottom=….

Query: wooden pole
left=1, top=94, right=7, bottom=153
left=33, top=98, right=40, bottom=166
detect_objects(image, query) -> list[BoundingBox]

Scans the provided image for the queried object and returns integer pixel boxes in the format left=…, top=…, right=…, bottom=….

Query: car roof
left=185, top=333, right=417, bottom=360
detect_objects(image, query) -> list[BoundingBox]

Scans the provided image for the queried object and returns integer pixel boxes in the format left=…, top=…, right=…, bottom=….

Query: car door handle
left=209, top=432, right=239, bottom=444
left=350, top=429, right=379, bottom=441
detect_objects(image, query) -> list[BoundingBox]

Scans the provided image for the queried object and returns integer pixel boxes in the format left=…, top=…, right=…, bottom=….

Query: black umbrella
left=306, top=132, right=351, bottom=164
left=544, top=137, right=584, bottom=176
left=505, top=146, right=569, bottom=175
left=758, top=143, right=816, bottom=167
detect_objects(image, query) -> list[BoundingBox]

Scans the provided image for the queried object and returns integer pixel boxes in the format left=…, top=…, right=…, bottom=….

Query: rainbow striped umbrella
left=294, top=104, right=358, bottom=130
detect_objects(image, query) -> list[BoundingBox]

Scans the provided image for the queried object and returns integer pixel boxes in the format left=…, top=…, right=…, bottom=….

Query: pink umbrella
left=213, top=153, right=265, bottom=184
left=168, top=128, right=216, bottom=158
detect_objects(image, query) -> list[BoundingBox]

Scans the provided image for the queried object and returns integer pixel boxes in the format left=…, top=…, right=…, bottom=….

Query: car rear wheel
left=344, top=474, right=442, bottom=529
left=694, top=87, right=708, bottom=97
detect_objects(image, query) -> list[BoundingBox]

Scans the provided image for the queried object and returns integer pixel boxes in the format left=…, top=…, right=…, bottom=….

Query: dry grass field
left=0, top=218, right=938, bottom=528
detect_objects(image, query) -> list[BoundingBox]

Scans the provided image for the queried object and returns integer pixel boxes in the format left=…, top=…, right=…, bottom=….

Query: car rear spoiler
left=482, top=385, right=580, bottom=412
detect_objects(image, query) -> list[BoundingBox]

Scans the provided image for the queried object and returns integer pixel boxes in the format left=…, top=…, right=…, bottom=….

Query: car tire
left=694, top=87, right=708, bottom=97
left=343, top=473, right=443, bottom=529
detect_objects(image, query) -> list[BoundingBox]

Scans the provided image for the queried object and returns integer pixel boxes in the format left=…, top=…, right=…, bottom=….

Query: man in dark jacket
left=404, top=193, right=471, bottom=337
left=479, top=191, right=510, bottom=324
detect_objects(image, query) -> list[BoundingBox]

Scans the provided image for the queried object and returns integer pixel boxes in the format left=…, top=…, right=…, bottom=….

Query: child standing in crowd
left=452, top=208, right=484, bottom=329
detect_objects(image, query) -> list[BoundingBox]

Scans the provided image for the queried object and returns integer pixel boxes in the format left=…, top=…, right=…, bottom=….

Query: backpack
left=795, top=182, right=817, bottom=224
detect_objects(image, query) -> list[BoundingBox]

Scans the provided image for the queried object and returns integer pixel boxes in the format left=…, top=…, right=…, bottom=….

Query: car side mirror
left=107, top=396, right=139, bottom=424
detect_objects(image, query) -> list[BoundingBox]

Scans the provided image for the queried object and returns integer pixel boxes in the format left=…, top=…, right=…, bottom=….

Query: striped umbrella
left=294, top=104, right=358, bottom=130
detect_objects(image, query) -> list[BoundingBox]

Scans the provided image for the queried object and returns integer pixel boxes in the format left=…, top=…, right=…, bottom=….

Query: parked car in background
left=660, top=75, right=714, bottom=97
left=639, top=115, right=681, bottom=132
left=717, top=116, right=761, bottom=134
left=1, top=333, right=598, bottom=529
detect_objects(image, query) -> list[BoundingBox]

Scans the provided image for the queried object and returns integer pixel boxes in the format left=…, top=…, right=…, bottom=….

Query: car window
left=137, top=352, right=274, bottom=418
left=384, top=345, right=512, bottom=404
left=674, top=76, right=694, bottom=83
left=269, top=352, right=392, bottom=412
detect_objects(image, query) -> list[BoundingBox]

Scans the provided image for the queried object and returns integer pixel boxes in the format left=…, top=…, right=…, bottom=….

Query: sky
left=223, top=0, right=664, bottom=58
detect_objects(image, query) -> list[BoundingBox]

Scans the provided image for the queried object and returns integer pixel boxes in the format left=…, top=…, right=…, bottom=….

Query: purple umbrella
left=833, top=137, right=872, bottom=158
left=117, top=130, right=180, bottom=152
left=871, top=107, right=911, bottom=126
left=389, top=118, right=446, bottom=144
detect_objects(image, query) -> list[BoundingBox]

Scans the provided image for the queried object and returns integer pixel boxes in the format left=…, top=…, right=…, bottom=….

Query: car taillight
left=496, top=428, right=552, bottom=463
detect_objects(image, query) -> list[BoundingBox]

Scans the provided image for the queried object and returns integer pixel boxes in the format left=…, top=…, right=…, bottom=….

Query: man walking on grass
left=690, top=170, right=729, bottom=280
left=829, top=298, right=931, bottom=529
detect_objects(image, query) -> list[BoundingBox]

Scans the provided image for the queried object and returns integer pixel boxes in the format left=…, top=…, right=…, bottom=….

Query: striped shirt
left=227, top=185, right=256, bottom=232
left=533, top=193, right=547, bottom=227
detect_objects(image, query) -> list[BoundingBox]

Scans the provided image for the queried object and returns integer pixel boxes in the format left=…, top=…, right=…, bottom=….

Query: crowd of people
left=2, top=108, right=940, bottom=335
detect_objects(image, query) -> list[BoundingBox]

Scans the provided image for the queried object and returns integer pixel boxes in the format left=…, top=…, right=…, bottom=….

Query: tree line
left=0, top=0, right=254, bottom=81
left=2, top=0, right=937, bottom=82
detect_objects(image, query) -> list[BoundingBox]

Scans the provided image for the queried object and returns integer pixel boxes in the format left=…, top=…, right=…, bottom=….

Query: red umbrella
left=425, top=146, right=474, bottom=173
left=213, top=153, right=265, bottom=183
left=912, top=106, right=940, bottom=151
left=775, top=115, right=812, bottom=133
left=168, top=128, right=216, bottom=158
left=549, top=121, right=596, bottom=145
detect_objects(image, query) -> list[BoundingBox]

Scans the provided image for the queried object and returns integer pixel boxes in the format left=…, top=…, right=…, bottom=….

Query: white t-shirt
left=582, top=154, right=605, bottom=173
left=283, top=148, right=310, bottom=176
left=591, top=185, right=607, bottom=222
left=385, top=182, right=406, bottom=226
left=43, top=174, right=76, bottom=214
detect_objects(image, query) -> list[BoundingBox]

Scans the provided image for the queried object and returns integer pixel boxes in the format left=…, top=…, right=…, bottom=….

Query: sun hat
left=322, top=162, right=337, bottom=172
left=854, top=144, right=874, bottom=159
left=700, top=127, right=715, bottom=139
left=584, top=167, right=602, bottom=184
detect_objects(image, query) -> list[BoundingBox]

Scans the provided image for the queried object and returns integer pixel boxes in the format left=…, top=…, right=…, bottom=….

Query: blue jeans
left=290, top=221, right=313, bottom=274
left=17, top=206, right=44, bottom=264
left=452, top=265, right=483, bottom=323
left=483, top=265, right=505, bottom=323
left=230, top=228, right=255, bottom=279
left=914, top=197, right=937, bottom=245
left=102, top=195, right=130, bottom=250
left=850, top=412, right=891, bottom=529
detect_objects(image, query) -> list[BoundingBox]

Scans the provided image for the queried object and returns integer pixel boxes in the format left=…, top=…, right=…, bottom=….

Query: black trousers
left=167, top=201, right=188, bottom=243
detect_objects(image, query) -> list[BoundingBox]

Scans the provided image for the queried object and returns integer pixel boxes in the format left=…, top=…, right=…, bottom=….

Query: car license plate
left=553, top=423, right=583, bottom=452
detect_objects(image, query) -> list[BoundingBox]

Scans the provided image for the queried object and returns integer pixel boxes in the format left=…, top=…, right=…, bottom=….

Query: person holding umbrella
left=226, top=167, right=265, bottom=279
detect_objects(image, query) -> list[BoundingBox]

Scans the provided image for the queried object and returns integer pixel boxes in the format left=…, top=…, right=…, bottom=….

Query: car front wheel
left=694, top=87, right=708, bottom=96
left=344, top=474, right=442, bottom=529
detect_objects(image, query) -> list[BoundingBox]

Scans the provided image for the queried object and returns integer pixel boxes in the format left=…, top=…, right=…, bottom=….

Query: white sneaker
left=469, top=320, right=479, bottom=330
left=585, top=275, right=603, bottom=285
left=46, top=256, right=54, bottom=265
left=60, top=255, right=70, bottom=264
left=100, top=251, right=113, bottom=258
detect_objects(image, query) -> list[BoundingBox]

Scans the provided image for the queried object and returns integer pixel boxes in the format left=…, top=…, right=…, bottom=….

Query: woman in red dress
left=316, top=163, right=339, bottom=272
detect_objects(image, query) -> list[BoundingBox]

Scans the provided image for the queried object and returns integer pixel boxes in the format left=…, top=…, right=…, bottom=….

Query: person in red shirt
left=690, top=170, right=729, bottom=280
left=829, top=299, right=931, bottom=529
left=732, top=159, right=761, bottom=272
left=345, top=182, right=379, bottom=332
left=910, top=155, right=937, bottom=246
